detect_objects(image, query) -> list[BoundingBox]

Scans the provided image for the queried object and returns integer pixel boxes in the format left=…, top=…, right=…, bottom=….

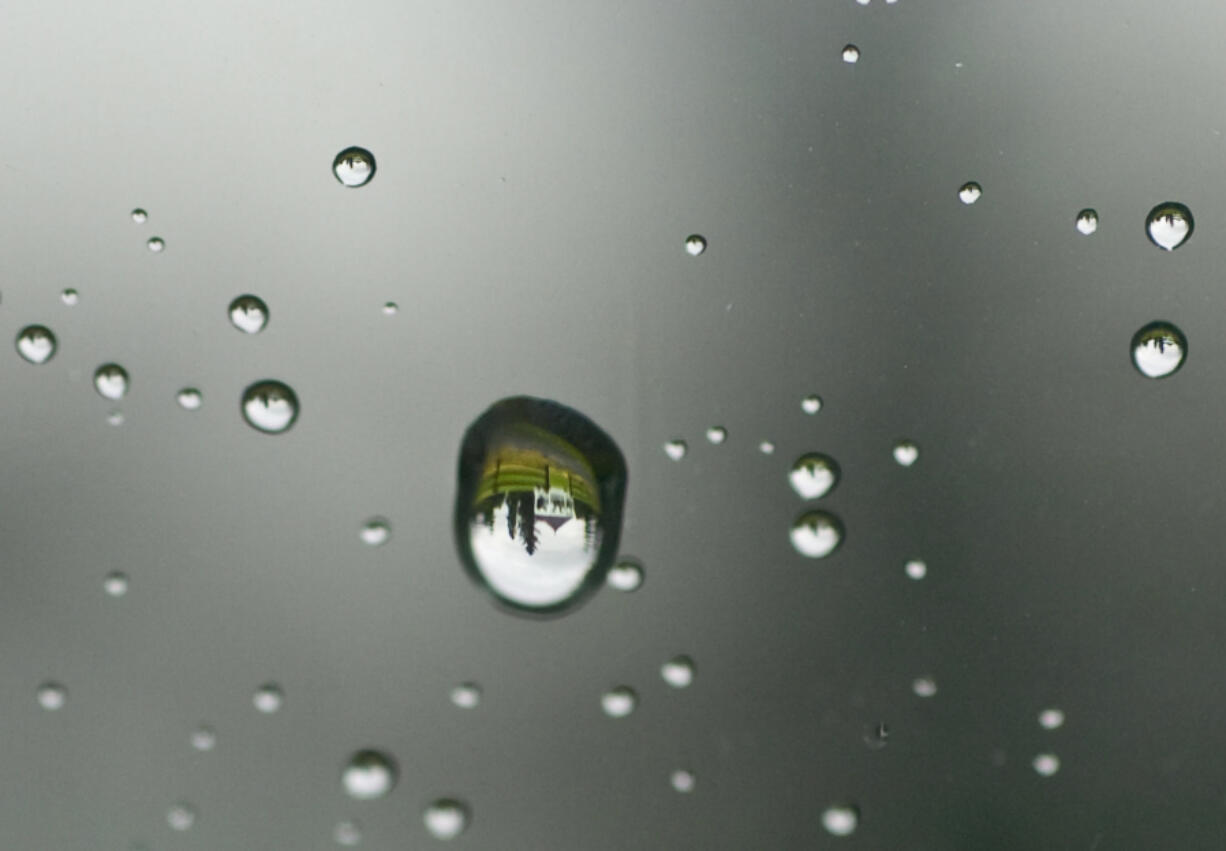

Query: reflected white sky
left=469, top=502, right=598, bottom=608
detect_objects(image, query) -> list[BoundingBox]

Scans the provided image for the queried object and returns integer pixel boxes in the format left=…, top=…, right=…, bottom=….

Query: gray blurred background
left=0, top=0, right=1222, bottom=847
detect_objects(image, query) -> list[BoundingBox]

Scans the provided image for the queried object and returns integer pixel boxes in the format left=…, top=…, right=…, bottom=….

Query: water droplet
left=1131, top=321, right=1187, bottom=379
left=892, top=439, right=919, bottom=467
left=61, top=288, right=79, bottom=306
left=190, top=725, right=217, bottom=751
left=842, top=44, right=860, bottom=63
left=334, top=820, right=363, bottom=846
left=863, top=722, right=889, bottom=750
left=958, top=182, right=982, bottom=205
left=855, top=0, right=870, bottom=5
left=228, top=295, right=269, bottom=334
left=253, top=683, right=284, bottom=713
left=37, top=682, right=66, bottom=710
left=382, top=302, right=398, bottom=315
left=601, top=686, right=637, bottom=718
left=93, top=364, right=129, bottom=400
left=106, top=410, right=125, bottom=427
left=758, top=441, right=775, bottom=455
left=103, top=572, right=129, bottom=597
left=454, top=397, right=627, bottom=615
left=905, top=559, right=927, bottom=580
left=789, top=511, right=844, bottom=558
left=1038, top=708, right=1065, bottom=730
left=334, top=147, right=376, bottom=187
left=450, top=683, right=481, bottom=709
left=147, top=237, right=164, bottom=252
left=423, top=799, right=469, bottom=841
left=360, top=518, right=391, bottom=547
left=670, top=770, right=696, bottom=793
left=788, top=453, right=840, bottom=500
left=912, top=676, right=937, bottom=698
left=167, top=803, right=196, bottom=831
left=705, top=426, right=726, bottom=445
left=684, top=234, right=707, bottom=256
left=663, top=439, right=687, bottom=461
left=1075, top=209, right=1098, bottom=235
left=176, top=388, right=202, bottom=410
left=131, top=208, right=147, bottom=223
left=822, top=804, right=859, bottom=837
left=16, top=325, right=56, bottom=364
left=801, top=395, right=822, bottom=415
left=661, top=656, right=695, bottom=689
left=1146, top=202, right=1193, bottom=251
left=342, top=750, right=398, bottom=800
left=606, top=558, right=644, bottom=592
left=241, top=380, right=300, bottom=434
left=1033, top=753, right=1060, bottom=777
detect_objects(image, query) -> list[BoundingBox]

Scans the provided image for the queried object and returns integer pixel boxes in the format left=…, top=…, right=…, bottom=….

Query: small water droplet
left=789, top=511, right=844, bottom=558
left=190, top=725, right=217, bottom=751
left=822, top=804, right=859, bottom=837
left=61, top=288, right=79, bottom=306
left=176, top=388, right=203, bottom=410
left=106, top=410, right=125, bottom=427
left=842, top=44, right=860, bottom=63
left=342, top=750, right=398, bottom=800
left=37, top=682, right=67, bottom=710
left=423, top=799, right=469, bottom=841
left=241, top=380, right=300, bottom=434
left=758, top=440, right=775, bottom=455
left=16, top=325, right=56, bottom=364
left=855, top=0, right=870, bottom=5
left=382, top=302, right=398, bottom=315
left=131, top=208, right=147, bottom=223
left=788, top=453, right=840, bottom=500
left=670, top=770, right=696, bottom=793
left=93, top=364, right=129, bottom=400
left=253, top=683, right=284, bottom=713
left=359, top=518, right=391, bottom=547
left=1131, top=321, right=1187, bottom=379
left=1038, top=708, right=1065, bottom=730
left=801, top=395, right=822, bottom=415
left=905, top=559, right=927, bottom=580
left=334, top=820, right=363, bottom=846
left=1033, top=753, right=1060, bottom=777
left=664, top=439, right=687, bottom=461
left=958, top=182, right=982, bottom=205
left=103, top=572, right=129, bottom=597
left=147, top=237, right=164, bottom=252
left=1075, top=209, right=1098, bottom=235
left=450, top=683, right=482, bottom=709
left=167, top=803, right=196, bottom=831
left=863, top=722, right=889, bottom=750
left=1146, top=202, right=1193, bottom=251
left=228, top=295, right=269, bottom=334
left=705, top=426, right=726, bottom=445
left=601, top=686, right=637, bottom=718
left=912, top=676, right=937, bottom=698
left=892, top=439, right=919, bottom=467
left=661, top=656, right=695, bottom=688
left=334, top=147, right=376, bottom=187
left=684, top=234, right=707, bottom=256
left=607, top=558, right=644, bottom=592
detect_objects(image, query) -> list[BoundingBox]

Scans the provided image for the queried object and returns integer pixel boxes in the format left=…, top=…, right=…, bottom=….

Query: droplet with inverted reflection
left=190, top=725, right=217, bottom=751
left=684, top=234, right=707, bottom=256
left=360, top=517, right=390, bottom=547
left=454, top=397, right=627, bottom=615
left=958, top=182, right=982, bottom=204
left=94, top=364, right=128, bottom=400
left=451, top=682, right=481, bottom=709
left=16, top=325, right=55, bottom=364
left=241, top=380, right=299, bottom=434
left=801, top=394, right=822, bottom=414
left=334, top=146, right=376, bottom=187
left=789, top=511, right=844, bottom=558
left=1146, top=202, right=1193, bottom=251
left=342, top=750, right=398, bottom=800
left=705, top=426, right=726, bottom=445
left=1033, top=753, right=1060, bottom=776
left=663, top=439, right=687, bottom=461
left=661, top=656, right=695, bottom=688
left=606, top=558, right=644, bottom=592
left=822, top=804, right=859, bottom=837
left=842, top=44, right=859, bottom=63
left=61, top=288, right=79, bottom=306
left=167, top=803, right=196, bottom=831
left=893, top=439, right=919, bottom=467
left=788, top=453, right=840, bottom=500
left=423, top=799, right=469, bottom=840
left=1131, top=321, right=1186, bottom=378
left=177, top=388, right=202, bottom=410
left=131, top=208, right=147, bottom=223
left=103, top=572, right=129, bottom=597
left=37, top=682, right=67, bottom=710
left=147, top=237, right=164, bottom=252
left=1075, top=209, right=1098, bottom=235
left=253, top=683, right=284, bottom=713
left=601, top=686, right=637, bottom=718
left=228, top=295, right=269, bottom=334
left=1039, top=708, right=1065, bottom=730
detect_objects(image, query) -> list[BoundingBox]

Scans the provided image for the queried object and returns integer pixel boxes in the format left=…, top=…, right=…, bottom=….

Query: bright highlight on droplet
left=131, top=208, right=148, bottom=223
left=1075, top=209, right=1098, bottom=235
left=893, top=439, right=919, bottom=467
left=382, top=302, right=398, bottom=315
left=253, top=683, right=284, bottom=713
left=167, top=803, right=196, bottom=831
left=958, top=182, right=982, bottom=205
left=1038, top=708, right=1065, bottom=730
left=661, top=656, right=695, bottom=689
left=705, top=426, right=727, bottom=445
left=905, top=560, right=927, bottom=580
left=147, top=237, right=164, bottom=252
left=241, top=380, right=300, bottom=434
left=177, top=388, right=203, bottom=410
left=601, top=686, right=637, bottom=718
left=451, top=683, right=482, bottom=709
left=788, top=453, right=840, bottom=500
left=334, top=146, right=376, bottom=187
left=1146, top=202, right=1193, bottom=251
left=842, top=44, right=860, bottom=63
left=822, top=804, right=859, bottom=837
left=670, top=770, right=696, bottom=793
left=37, top=682, right=67, bottom=711
left=789, top=511, right=844, bottom=558
left=758, top=441, right=775, bottom=454
left=228, top=295, right=269, bottom=334
left=94, top=364, right=129, bottom=400
left=106, top=410, right=124, bottom=427
left=664, top=439, right=687, bottom=461
left=190, top=725, right=217, bottom=751
left=912, top=676, right=937, bottom=698
left=1130, top=321, right=1187, bottom=379
left=342, top=750, right=398, bottom=800
left=1033, top=753, right=1060, bottom=777
left=684, top=234, right=707, bottom=256
left=801, top=395, right=822, bottom=415
left=16, top=325, right=56, bottom=364
left=423, top=799, right=470, bottom=840
left=103, top=571, right=129, bottom=597
left=61, top=288, right=79, bottom=306
left=607, top=558, right=644, bottom=592
left=360, top=518, right=391, bottom=547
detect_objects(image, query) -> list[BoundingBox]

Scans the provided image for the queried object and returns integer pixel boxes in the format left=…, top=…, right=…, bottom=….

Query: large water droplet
left=822, top=804, right=859, bottom=837
left=788, top=453, right=840, bottom=500
left=450, top=682, right=482, bottom=709
left=359, top=517, right=391, bottom=547
left=1075, top=209, right=1098, bottom=235
left=228, top=295, right=269, bottom=334
left=606, top=558, right=644, bottom=592
left=670, top=770, right=696, bottom=793
left=663, top=439, right=687, bottom=461
left=167, top=803, right=196, bottom=831
left=334, top=147, right=376, bottom=187
left=842, top=44, right=860, bottom=63
left=241, top=380, right=300, bottom=434
left=423, top=799, right=469, bottom=840
left=892, top=439, right=919, bottom=467
left=1038, top=708, right=1065, bottom=730
left=94, top=364, right=129, bottom=400
left=147, top=237, right=164, bottom=253
left=177, top=388, right=203, bottom=411
left=131, top=208, right=147, bottom=223
left=801, top=395, right=822, bottom=415
left=661, top=655, right=695, bottom=689
left=454, top=397, right=627, bottom=615
left=37, top=682, right=67, bottom=710
left=16, top=325, right=56, bottom=364
left=190, top=725, right=217, bottom=751
left=103, top=571, right=129, bottom=597
left=342, top=750, right=398, bottom=800
left=958, top=182, right=982, bottom=205
left=334, top=820, right=363, bottom=846
left=601, top=686, right=637, bottom=718
left=789, top=511, right=844, bottom=558
left=1033, top=753, right=1060, bottom=777
left=684, top=234, right=707, bottom=256
left=1131, top=321, right=1187, bottom=379
left=1146, top=202, right=1193, bottom=251
left=61, top=288, right=79, bottom=306
left=253, top=683, right=284, bottom=713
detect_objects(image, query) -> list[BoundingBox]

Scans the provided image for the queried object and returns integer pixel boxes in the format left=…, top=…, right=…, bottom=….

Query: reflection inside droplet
left=801, top=395, right=822, bottom=415
left=360, top=518, right=391, bottom=547
left=1038, top=708, right=1065, bottom=730
left=16, top=325, right=56, bottom=364
left=37, top=682, right=67, bottom=710
left=892, top=439, right=919, bottom=467
left=601, top=686, right=637, bottom=718
left=822, top=804, right=859, bottom=837
left=61, top=288, right=79, bottom=306
left=1075, top=209, right=1098, bottom=235
left=912, top=676, right=937, bottom=698
left=684, top=234, right=707, bottom=256
left=241, top=380, right=300, bottom=434
left=177, top=388, right=203, bottom=410
left=342, top=750, right=398, bottom=800
left=253, top=683, right=284, bottom=713
left=451, top=682, right=481, bottom=709
left=958, top=182, right=982, bottom=204
left=228, top=295, right=269, bottom=334
left=1033, top=753, right=1060, bottom=776
left=790, top=511, right=844, bottom=558
left=103, top=572, right=129, bottom=597
left=167, top=803, right=196, bottom=831
left=905, top=559, right=927, bottom=580
left=334, top=820, right=362, bottom=846
left=1145, top=202, right=1193, bottom=251
left=1130, top=321, right=1187, bottom=379
left=705, top=426, right=727, bottom=445
left=334, top=147, right=376, bottom=187
left=788, top=453, right=840, bottom=500
left=842, top=44, right=859, bottom=63
left=94, top=364, right=129, bottom=400
left=663, top=439, right=687, bottom=461
left=423, top=799, right=469, bottom=840
left=147, top=237, right=164, bottom=252
left=190, top=725, right=217, bottom=751
left=661, top=656, right=695, bottom=688
left=670, top=770, right=696, bottom=793
left=607, top=558, right=644, bottom=592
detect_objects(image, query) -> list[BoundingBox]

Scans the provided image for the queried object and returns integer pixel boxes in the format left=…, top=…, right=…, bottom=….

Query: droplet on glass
left=106, top=410, right=125, bottom=427
left=342, top=750, right=398, bottom=800
left=664, top=439, right=687, bottom=461
left=892, top=439, right=919, bottom=467
left=788, top=453, right=840, bottom=500
left=670, top=770, right=696, bottom=793
left=601, top=686, right=637, bottom=718
left=1033, top=753, right=1060, bottom=777
left=606, top=558, right=644, bottom=592
left=241, top=380, right=300, bottom=434
left=334, top=820, right=363, bottom=846
left=789, top=511, right=844, bottom=558
left=454, top=397, right=627, bottom=615
left=705, top=426, right=726, bottom=445
left=37, top=682, right=67, bottom=711
left=176, top=388, right=202, bottom=410
left=334, top=147, right=376, bottom=187
left=228, top=294, right=269, bottom=334
left=801, top=395, right=822, bottom=415
left=103, top=571, right=129, bottom=597
left=684, top=234, right=707, bottom=256
left=863, top=722, right=889, bottom=750
left=842, top=44, right=860, bottom=63
left=167, top=803, right=196, bottom=831
left=360, top=518, right=391, bottom=547
left=912, top=676, right=937, bottom=698
left=190, top=725, right=217, bottom=751
left=61, top=288, right=79, bottom=306
left=131, top=208, right=148, bottom=223
left=905, top=559, right=927, bottom=580
left=147, top=237, right=164, bottom=252
left=1130, top=321, right=1187, bottom=379
left=758, top=441, right=775, bottom=455
left=382, top=302, right=398, bottom=315
left=450, top=683, right=481, bottom=709
left=1075, top=209, right=1098, bottom=235
left=661, top=656, right=695, bottom=689
left=423, top=799, right=469, bottom=841
left=93, top=364, right=129, bottom=400
left=253, top=683, right=284, bottom=713
left=822, top=804, right=859, bottom=837
left=16, top=325, right=56, bottom=364
left=1038, top=708, right=1065, bottom=730
left=958, top=182, right=982, bottom=205
left=1145, top=202, right=1193, bottom=251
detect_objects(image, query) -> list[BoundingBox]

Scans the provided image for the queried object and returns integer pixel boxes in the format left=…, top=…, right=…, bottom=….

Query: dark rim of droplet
left=1145, top=201, right=1194, bottom=250
left=228, top=295, right=269, bottom=330
left=241, top=380, right=300, bottom=434
left=1130, top=320, right=1188, bottom=378
left=333, top=146, right=376, bottom=187
left=791, top=452, right=842, bottom=498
